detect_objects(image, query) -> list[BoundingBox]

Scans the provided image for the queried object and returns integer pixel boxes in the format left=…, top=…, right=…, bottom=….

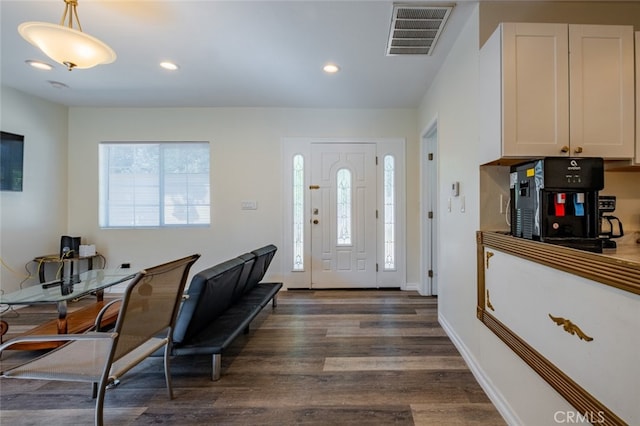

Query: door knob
left=313, top=219, right=319, bottom=224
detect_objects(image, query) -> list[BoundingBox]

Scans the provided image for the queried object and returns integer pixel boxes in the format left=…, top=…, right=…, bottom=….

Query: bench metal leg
left=212, top=354, right=221, bottom=381
left=272, top=294, right=278, bottom=308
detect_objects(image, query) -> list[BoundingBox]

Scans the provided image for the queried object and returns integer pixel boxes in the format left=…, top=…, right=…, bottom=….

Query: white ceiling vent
left=386, top=4, right=453, bottom=56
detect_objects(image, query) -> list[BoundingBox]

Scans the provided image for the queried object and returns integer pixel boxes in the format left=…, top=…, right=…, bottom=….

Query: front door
left=309, top=143, right=377, bottom=288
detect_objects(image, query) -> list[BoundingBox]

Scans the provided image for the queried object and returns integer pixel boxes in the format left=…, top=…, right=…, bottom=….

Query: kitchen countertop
left=601, top=244, right=640, bottom=264
left=478, top=231, right=640, bottom=295
left=599, top=232, right=640, bottom=264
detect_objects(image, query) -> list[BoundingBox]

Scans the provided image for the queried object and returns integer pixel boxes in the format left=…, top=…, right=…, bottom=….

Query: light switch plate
left=241, top=200, right=258, bottom=210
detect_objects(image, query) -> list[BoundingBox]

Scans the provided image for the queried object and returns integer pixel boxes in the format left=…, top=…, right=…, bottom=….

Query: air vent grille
left=386, top=4, right=453, bottom=56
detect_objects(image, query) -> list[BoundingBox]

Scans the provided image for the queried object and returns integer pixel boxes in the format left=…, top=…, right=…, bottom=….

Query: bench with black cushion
left=167, top=245, right=282, bottom=380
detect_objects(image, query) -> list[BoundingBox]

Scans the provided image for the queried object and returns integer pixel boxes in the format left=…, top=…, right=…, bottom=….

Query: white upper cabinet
left=502, top=23, right=570, bottom=158
left=480, top=23, right=635, bottom=163
left=569, top=25, right=635, bottom=158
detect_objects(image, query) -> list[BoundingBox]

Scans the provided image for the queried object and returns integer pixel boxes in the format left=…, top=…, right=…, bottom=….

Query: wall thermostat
left=451, top=181, right=460, bottom=197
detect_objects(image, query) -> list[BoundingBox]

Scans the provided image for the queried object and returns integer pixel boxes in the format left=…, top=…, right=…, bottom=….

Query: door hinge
left=428, top=152, right=434, bottom=161
left=376, top=209, right=379, bottom=219
left=376, top=263, right=379, bottom=272
left=375, top=156, right=378, bottom=165
left=428, top=211, right=433, bottom=219
left=428, top=269, right=434, bottom=278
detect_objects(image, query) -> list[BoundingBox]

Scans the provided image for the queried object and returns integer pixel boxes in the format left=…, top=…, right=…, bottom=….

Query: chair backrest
left=112, top=254, right=200, bottom=362
left=172, top=257, right=245, bottom=345
left=243, top=245, right=277, bottom=294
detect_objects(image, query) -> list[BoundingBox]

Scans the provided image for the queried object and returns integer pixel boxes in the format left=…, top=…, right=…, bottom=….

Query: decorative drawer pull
left=486, top=251, right=494, bottom=269
left=548, top=314, right=593, bottom=342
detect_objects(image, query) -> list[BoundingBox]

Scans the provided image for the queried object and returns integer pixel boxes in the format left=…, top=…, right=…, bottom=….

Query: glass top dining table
left=0, top=269, right=136, bottom=305
left=0, top=269, right=136, bottom=336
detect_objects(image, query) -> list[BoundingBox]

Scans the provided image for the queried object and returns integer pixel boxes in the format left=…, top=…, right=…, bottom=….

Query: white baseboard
left=438, top=313, right=522, bottom=426
left=403, top=281, right=420, bottom=292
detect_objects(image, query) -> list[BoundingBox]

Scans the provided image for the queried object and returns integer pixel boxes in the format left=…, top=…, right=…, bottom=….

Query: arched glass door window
left=383, top=155, right=395, bottom=270
left=336, top=168, right=352, bottom=245
left=292, top=154, right=304, bottom=270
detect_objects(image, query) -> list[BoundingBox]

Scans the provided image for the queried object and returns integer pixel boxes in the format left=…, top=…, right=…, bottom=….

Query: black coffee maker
left=510, top=157, right=604, bottom=252
left=598, top=195, right=624, bottom=249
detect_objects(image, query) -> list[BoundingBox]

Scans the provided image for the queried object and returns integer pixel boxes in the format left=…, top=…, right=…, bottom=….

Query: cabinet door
left=569, top=25, right=634, bottom=159
left=502, top=23, right=569, bottom=157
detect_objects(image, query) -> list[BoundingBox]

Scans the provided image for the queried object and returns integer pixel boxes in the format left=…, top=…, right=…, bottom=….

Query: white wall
left=67, top=107, right=419, bottom=284
left=603, top=171, right=640, bottom=235
left=417, top=5, right=581, bottom=425
left=0, top=86, right=68, bottom=292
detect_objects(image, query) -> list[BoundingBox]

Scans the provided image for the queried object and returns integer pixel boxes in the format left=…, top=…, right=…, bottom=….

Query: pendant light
left=18, top=0, right=116, bottom=71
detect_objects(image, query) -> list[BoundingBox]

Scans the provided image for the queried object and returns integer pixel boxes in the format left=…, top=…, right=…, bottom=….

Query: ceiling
left=0, top=0, right=477, bottom=109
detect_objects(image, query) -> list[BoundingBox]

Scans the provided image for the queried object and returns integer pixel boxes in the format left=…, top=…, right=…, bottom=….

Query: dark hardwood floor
left=0, top=290, right=505, bottom=425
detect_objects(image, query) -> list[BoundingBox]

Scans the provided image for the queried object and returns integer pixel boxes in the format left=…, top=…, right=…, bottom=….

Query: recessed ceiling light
left=47, top=80, right=69, bottom=89
left=26, top=59, right=53, bottom=70
left=323, top=63, right=340, bottom=74
left=160, top=61, right=179, bottom=71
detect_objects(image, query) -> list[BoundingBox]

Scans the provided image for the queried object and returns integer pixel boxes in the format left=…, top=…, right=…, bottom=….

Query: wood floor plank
left=411, top=403, right=506, bottom=425
left=325, top=326, right=447, bottom=337
left=323, top=355, right=470, bottom=371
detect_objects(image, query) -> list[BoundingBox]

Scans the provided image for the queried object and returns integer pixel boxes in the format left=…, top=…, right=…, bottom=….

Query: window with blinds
left=99, top=142, right=210, bottom=228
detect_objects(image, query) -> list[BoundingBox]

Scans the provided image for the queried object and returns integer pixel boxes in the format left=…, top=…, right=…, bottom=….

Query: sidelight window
left=383, top=155, right=395, bottom=270
left=292, top=154, right=305, bottom=270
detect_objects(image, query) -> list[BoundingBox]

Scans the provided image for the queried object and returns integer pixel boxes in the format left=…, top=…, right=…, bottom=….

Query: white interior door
left=310, top=143, right=377, bottom=288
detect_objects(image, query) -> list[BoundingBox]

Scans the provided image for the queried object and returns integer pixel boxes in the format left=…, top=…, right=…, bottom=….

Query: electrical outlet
left=120, top=263, right=131, bottom=269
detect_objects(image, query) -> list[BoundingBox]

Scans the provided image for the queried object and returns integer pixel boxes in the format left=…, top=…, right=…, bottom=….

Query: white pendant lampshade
left=18, top=0, right=116, bottom=71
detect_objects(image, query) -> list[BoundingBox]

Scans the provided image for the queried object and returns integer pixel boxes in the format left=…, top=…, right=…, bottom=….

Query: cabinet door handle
left=574, top=146, right=583, bottom=154
left=560, top=145, right=570, bottom=153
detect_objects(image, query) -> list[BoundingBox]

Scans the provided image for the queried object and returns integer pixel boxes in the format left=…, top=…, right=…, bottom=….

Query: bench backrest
left=172, top=257, right=244, bottom=344
left=233, top=252, right=256, bottom=303
left=243, top=245, right=277, bottom=294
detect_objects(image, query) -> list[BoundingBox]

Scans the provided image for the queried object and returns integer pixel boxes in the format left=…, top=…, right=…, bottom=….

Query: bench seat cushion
left=171, top=302, right=260, bottom=355
left=171, top=282, right=282, bottom=355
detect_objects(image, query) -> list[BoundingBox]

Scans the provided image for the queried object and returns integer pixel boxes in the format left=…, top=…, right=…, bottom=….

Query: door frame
left=420, top=118, right=439, bottom=296
left=282, top=137, right=406, bottom=289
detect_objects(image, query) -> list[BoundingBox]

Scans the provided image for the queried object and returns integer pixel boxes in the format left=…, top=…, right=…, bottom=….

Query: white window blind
left=99, top=142, right=210, bottom=228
